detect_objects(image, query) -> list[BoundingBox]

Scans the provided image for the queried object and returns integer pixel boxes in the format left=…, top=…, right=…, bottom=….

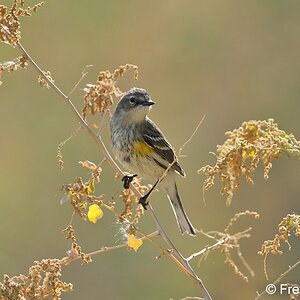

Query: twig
left=97, top=111, right=107, bottom=136
left=236, top=242, right=255, bottom=277
left=255, top=260, right=300, bottom=300
left=67, top=65, right=92, bottom=98
left=181, top=297, right=204, bottom=300
left=8, top=35, right=212, bottom=299
left=77, top=230, right=160, bottom=260
left=187, top=238, right=227, bottom=262
left=146, top=115, right=206, bottom=206
left=178, top=115, right=206, bottom=156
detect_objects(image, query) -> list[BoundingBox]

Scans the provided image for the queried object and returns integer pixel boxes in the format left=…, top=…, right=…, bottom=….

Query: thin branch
left=145, top=115, right=206, bottom=206
left=181, top=298, right=204, bottom=300
left=7, top=32, right=212, bottom=300
left=187, top=238, right=227, bottom=262
left=178, top=115, right=206, bottom=156
left=235, top=242, right=255, bottom=278
left=272, top=260, right=300, bottom=285
left=255, top=260, right=300, bottom=300
left=97, top=111, right=107, bottom=136
left=67, top=64, right=93, bottom=98
left=73, top=230, right=160, bottom=261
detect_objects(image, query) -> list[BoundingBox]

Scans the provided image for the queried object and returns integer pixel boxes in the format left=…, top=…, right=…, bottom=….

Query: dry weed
left=199, top=119, right=300, bottom=205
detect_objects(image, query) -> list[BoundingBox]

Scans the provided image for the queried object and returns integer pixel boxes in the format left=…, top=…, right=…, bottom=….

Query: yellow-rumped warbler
left=110, top=87, right=196, bottom=236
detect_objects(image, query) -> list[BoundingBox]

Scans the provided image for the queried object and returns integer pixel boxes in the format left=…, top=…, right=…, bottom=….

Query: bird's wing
left=142, top=119, right=185, bottom=177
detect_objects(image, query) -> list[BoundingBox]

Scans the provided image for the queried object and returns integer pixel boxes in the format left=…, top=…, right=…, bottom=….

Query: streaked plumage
left=110, top=87, right=196, bottom=236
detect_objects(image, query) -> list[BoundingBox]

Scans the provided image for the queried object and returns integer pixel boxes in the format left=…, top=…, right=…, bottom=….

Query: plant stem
left=255, top=260, right=300, bottom=300
left=11, top=36, right=212, bottom=300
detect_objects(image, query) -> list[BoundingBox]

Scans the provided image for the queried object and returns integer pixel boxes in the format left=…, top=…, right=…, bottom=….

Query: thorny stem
left=10, top=35, right=212, bottom=300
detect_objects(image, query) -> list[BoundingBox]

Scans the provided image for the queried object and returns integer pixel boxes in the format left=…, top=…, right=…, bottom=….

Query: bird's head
left=114, top=87, right=155, bottom=123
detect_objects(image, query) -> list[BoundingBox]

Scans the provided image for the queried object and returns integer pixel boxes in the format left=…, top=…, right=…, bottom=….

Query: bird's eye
left=129, top=96, right=136, bottom=105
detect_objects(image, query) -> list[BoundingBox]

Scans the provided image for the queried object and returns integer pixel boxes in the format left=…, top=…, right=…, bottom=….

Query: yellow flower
left=88, top=204, right=103, bottom=223
left=127, top=234, right=143, bottom=252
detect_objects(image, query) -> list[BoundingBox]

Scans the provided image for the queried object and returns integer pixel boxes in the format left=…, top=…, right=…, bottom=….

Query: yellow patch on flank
left=134, top=141, right=153, bottom=155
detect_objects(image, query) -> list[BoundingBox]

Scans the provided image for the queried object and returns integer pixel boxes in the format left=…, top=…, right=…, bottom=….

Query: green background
left=1, top=1, right=299, bottom=299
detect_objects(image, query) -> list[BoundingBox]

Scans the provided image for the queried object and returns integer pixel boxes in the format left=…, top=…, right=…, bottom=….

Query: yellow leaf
left=88, top=179, right=95, bottom=195
left=248, top=149, right=255, bottom=158
left=127, top=234, right=143, bottom=252
left=87, top=204, right=103, bottom=223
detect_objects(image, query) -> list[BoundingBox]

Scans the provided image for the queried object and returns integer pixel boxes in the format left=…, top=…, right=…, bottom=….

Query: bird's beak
left=142, top=100, right=155, bottom=106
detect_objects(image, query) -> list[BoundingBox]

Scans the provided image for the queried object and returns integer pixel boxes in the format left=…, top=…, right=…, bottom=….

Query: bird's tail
left=160, top=174, right=196, bottom=236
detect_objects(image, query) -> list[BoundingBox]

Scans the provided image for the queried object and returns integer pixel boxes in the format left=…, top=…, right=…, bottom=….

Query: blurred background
left=1, top=0, right=300, bottom=299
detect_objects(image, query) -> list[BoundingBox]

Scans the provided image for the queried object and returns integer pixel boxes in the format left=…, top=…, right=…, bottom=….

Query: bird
left=110, top=87, right=196, bottom=236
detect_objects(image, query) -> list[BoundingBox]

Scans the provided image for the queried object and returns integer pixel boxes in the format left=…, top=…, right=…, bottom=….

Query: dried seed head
left=258, top=214, right=300, bottom=257
left=82, top=64, right=138, bottom=119
left=0, top=1, right=44, bottom=46
left=199, top=119, right=300, bottom=205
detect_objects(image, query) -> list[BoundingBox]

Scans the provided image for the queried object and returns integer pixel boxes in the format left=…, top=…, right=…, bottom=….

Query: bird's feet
left=138, top=178, right=160, bottom=210
left=139, top=195, right=149, bottom=210
left=122, top=174, right=137, bottom=189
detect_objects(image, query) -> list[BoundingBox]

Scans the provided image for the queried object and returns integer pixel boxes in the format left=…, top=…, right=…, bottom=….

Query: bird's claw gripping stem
left=139, top=196, right=149, bottom=210
left=122, top=174, right=137, bottom=189
left=138, top=178, right=160, bottom=210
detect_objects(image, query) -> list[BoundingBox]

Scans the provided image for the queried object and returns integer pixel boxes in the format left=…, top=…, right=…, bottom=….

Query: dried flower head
left=0, top=55, right=28, bottom=85
left=0, top=259, right=72, bottom=300
left=62, top=177, right=98, bottom=219
left=63, top=225, right=92, bottom=264
left=79, top=160, right=103, bottom=183
left=199, top=119, right=300, bottom=206
left=56, top=142, right=64, bottom=170
left=82, top=64, right=138, bottom=119
left=199, top=211, right=259, bottom=282
left=258, top=214, right=300, bottom=256
left=0, top=1, right=44, bottom=46
left=56, top=127, right=82, bottom=171
left=117, top=176, right=150, bottom=226
left=38, top=70, right=54, bottom=89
